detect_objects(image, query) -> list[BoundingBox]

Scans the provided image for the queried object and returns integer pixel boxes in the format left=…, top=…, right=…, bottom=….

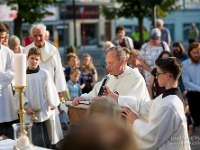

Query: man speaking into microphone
left=72, top=46, right=150, bottom=106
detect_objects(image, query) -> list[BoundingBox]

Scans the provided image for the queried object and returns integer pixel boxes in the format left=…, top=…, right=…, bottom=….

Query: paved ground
left=190, top=126, right=200, bottom=150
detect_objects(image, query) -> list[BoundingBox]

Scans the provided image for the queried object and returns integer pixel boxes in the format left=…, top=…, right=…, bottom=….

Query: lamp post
left=72, top=0, right=77, bottom=47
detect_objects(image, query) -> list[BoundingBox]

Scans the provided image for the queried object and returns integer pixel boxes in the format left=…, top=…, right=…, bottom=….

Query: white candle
left=14, top=54, right=26, bottom=86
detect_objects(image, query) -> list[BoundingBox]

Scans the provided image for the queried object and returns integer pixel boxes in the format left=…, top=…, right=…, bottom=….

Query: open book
left=79, top=101, right=90, bottom=105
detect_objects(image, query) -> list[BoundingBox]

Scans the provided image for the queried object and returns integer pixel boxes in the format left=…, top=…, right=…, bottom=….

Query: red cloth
left=24, top=36, right=32, bottom=46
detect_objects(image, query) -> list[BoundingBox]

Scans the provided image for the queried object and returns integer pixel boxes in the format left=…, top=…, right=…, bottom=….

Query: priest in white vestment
left=0, top=23, right=18, bottom=139
left=72, top=46, right=150, bottom=106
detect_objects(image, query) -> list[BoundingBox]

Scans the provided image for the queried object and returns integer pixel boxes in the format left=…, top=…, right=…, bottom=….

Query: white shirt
left=0, top=45, right=18, bottom=123
left=81, top=66, right=150, bottom=101
left=118, top=88, right=191, bottom=150
left=23, top=68, right=60, bottom=123
left=24, top=41, right=66, bottom=92
left=18, top=68, right=63, bottom=144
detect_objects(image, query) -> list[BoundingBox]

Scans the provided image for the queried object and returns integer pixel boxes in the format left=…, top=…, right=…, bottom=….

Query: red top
left=24, top=36, right=33, bottom=46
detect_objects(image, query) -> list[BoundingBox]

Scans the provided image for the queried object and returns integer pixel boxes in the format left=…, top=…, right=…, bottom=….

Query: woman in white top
left=139, top=28, right=170, bottom=85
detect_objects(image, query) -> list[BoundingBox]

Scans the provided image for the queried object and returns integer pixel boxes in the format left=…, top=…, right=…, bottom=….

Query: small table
left=65, top=101, right=90, bottom=126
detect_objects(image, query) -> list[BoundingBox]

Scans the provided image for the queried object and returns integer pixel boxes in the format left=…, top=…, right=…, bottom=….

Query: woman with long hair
left=81, top=54, right=98, bottom=93
left=172, top=42, right=188, bottom=94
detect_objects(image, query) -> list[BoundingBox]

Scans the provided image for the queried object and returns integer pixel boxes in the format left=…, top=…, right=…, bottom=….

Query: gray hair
left=45, top=30, right=50, bottom=36
left=8, top=35, right=20, bottom=48
left=106, top=46, right=127, bottom=62
left=156, top=19, right=164, bottom=26
left=30, top=23, right=46, bottom=36
left=103, top=41, right=114, bottom=51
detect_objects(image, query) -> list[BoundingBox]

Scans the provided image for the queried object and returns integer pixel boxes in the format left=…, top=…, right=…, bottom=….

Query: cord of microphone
left=97, top=75, right=109, bottom=97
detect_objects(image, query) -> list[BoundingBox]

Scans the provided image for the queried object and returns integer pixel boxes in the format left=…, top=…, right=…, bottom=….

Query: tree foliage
left=0, top=0, right=61, bottom=38
left=101, top=0, right=180, bottom=45
left=101, top=0, right=180, bottom=20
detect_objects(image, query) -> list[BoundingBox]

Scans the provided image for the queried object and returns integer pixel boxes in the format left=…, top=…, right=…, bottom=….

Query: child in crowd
left=128, top=49, right=144, bottom=76
left=104, top=57, right=191, bottom=150
left=122, top=47, right=130, bottom=60
left=20, top=47, right=63, bottom=148
left=67, top=68, right=82, bottom=100
left=184, top=102, right=194, bottom=136
left=64, top=53, right=85, bottom=89
left=76, top=58, right=80, bottom=68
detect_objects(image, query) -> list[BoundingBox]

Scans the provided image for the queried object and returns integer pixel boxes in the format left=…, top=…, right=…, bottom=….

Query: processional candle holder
left=13, top=54, right=33, bottom=150
left=61, top=89, right=71, bottom=104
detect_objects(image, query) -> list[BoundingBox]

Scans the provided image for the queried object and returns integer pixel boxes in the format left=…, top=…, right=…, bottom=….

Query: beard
left=190, top=56, right=200, bottom=64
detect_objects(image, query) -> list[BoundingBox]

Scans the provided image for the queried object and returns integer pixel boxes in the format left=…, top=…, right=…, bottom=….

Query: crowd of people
left=0, top=18, right=200, bottom=150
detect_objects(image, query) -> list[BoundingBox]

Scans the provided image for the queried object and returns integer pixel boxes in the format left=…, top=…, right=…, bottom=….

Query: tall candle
left=14, top=54, right=26, bottom=86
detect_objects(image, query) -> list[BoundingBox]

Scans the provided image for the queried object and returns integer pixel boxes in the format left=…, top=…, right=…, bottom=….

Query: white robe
left=19, top=68, right=63, bottom=144
left=118, top=90, right=191, bottom=150
left=81, top=66, right=150, bottom=101
left=24, top=41, right=66, bottom=92
left=0, top=45, right=18, bottom=123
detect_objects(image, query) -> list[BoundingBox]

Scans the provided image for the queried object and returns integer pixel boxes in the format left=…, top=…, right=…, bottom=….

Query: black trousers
left=187, top=91, right=200, bottom=126
left=32, top=121, right=51, bottom=148
left=0, top=119, right=19, bottom=139
left=188, top=39, right=195, bottom=45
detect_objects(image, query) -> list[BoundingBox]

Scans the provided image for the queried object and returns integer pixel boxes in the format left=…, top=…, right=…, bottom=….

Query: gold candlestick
left=14, top=86, right=33, bottom=149
left=14, top=86, right=27, bottom=136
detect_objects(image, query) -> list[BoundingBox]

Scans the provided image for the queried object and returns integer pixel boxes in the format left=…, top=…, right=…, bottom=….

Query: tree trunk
left=138, top=16, right=144, bottom=48
left=14, top=4, right=22, bottom=39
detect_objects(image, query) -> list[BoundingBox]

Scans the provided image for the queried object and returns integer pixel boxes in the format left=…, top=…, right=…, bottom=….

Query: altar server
left=0, top=23, right=18, bottom=139
left=72, top=46, right=150, bottom=106
left=104, top=57, right=191, bottom=150
left=21, top=47, right=63, bottom=148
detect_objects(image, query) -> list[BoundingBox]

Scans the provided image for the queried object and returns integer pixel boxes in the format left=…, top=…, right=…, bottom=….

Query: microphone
left=98, top=75, right=109, bottom=97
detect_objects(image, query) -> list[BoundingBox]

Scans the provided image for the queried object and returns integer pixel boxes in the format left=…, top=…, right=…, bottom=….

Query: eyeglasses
left=156, top=71, right=173, bottom=78
left=156, top=72, right=166, bottom=77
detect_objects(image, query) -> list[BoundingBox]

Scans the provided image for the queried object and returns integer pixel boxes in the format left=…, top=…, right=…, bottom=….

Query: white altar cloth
left=0, top=139, right=52, bottom=150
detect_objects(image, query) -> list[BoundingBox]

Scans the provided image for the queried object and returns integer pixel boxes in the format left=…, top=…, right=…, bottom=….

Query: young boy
left=104, top=57, right=191, bottom=150
left=21, top=47, right=63, bottom=148
left=67, top=68, right=82, bottom=100
left=64, top=53, right=85, bottom=89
